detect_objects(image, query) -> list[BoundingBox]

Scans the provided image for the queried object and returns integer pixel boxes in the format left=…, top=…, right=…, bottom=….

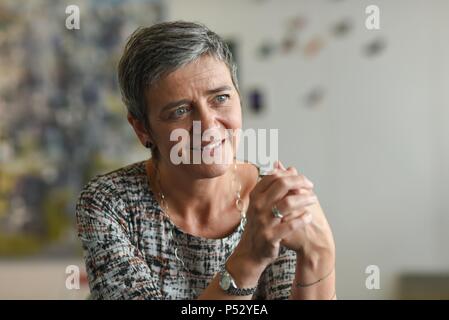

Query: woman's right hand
left=226, top=162, right=318, bottom=287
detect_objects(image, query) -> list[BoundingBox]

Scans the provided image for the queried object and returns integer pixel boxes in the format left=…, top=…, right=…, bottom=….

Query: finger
left=289, top=187, right=316, bottom=198
left=270, top=160, right=282, bottom=173
left=290, top=176, right=314, bottom=195
left=274, top=193, right=318, bottom=216
left=278, top=162, right=298, bottom=177
left=271, top=215, right=310, bottom=242
left=278, top=161, right=286, bottom=170
left=281, top=208, right=314, bottom=223
left=282, top=166, right=302, bottom=196
left=255, top=169, right=295, bottom=194
left=280, top=166, right=314, bottom=193
left=259, top=160, right=287, bottom=177
left=275, top=162, right=307, bottom=182
left=301, top=210, right=313, bottom=224
left=278, top=164, right=314, bottom=189
left=275, top=160, right=281, bottom=170
left=287, top=166, right=298, bottom=175
left=277, top=163, right=302, bottom=181
left=262, top=175, right=314, bottom=207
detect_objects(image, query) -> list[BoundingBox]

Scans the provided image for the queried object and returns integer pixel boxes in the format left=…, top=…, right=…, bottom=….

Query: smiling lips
left=191, top=138, right=226, bottom=151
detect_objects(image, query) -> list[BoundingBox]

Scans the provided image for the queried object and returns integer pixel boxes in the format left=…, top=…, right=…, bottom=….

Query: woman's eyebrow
left=160, top=99, right=191, bottom=113
left=204, top=85, right=232, bottom=95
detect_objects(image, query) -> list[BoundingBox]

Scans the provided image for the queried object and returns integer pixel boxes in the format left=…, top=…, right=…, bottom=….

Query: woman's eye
left=215, top=94, right=230, bottom=104
left=171, top=106, right=190, bottom=118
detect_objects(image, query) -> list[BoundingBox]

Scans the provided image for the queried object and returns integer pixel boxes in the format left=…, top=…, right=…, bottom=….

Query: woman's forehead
left=159, top=56, right=232, bottom=88
left=148, top=56, right=233, bottom=99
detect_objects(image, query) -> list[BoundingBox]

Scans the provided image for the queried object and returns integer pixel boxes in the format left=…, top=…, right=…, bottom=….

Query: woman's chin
left=186, top=155, right=235, bottom=179
left=184, top=141, right=235, bottom=177
left=185, top=161, right=231, bottom=179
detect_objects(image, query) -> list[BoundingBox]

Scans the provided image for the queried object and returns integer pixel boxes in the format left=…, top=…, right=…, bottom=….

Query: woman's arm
left=272, top=161, right=336, bottom=300
left=290, top=248, right=336, bottom=299
left=199, top=165, right=320, bottom=300
left=287, top=200, right=336, bottom=300
left=197, top=253, right=266, bottom=300
left=76, top=185, right=161, bottom=300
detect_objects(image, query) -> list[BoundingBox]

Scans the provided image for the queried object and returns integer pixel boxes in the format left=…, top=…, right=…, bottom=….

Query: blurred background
left=0, top=0, right=448, bottom=299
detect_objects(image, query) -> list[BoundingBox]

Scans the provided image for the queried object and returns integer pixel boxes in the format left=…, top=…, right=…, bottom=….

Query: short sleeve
left=253, top=247, right=297, bottom=300
left=76, top=180, right=162, bottom=300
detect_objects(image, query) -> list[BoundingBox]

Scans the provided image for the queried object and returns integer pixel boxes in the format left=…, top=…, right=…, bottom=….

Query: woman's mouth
left=191, top=139, right=226, bottom=151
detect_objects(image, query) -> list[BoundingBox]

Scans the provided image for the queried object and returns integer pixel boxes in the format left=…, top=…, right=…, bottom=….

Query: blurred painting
left=0, top=0, right=164, bottom=257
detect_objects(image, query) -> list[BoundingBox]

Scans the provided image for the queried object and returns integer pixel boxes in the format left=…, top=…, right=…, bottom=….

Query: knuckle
left=287, top=196, right=296, bottom=208
left=302, top=211, right=312, bottom=221
left=278, top=177, right=289, bottom=188
left=301, top=212, right=313, bottom=224
left=299, top=175, right=312, bottom=188
left=288, top=166, right=298, bottom=175
left=253, top=199, right=263, bottom=212
left=298, top=174, right=307, bottom=183
left=260, top=230, right=272, bottom=242
left=272, top=171, right=283, bottom=179
left=275, top=201, right=285, bottom=213
left=286, top=221, right=297, bottom=232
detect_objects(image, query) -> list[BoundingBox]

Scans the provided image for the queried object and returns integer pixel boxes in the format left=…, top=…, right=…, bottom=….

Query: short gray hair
left=118, top=21, right=239, bottom=132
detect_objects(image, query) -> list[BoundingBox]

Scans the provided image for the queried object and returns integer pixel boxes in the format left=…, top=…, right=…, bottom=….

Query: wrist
left=295, top=247, right=335, bottom=284
left=296, top=233, right=335, bottom=261
left=297, top=245, right=335, bottom=268
left=225, top=252, right=266, bottom=288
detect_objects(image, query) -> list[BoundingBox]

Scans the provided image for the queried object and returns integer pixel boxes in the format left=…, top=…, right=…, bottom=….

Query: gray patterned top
left=76, top=160, right=296, bottom=299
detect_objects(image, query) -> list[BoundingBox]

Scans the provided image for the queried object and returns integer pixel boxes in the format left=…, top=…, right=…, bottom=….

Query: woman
left=76, top=21, right=336, bottom=300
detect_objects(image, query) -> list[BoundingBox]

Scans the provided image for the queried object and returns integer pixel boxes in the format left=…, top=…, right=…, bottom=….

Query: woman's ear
left=127, top=113, right=154, bottom=147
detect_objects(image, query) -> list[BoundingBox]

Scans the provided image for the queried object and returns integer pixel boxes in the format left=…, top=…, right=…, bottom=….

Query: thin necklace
left=147, top=160, right=247, bottom=294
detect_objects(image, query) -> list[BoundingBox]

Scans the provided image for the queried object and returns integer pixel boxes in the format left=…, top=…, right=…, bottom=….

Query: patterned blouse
left=76, top=160, right=296, bottom=299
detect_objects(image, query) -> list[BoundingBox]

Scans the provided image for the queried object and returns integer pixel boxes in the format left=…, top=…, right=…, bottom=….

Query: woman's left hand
left=273, top=162, right=335, bottom=259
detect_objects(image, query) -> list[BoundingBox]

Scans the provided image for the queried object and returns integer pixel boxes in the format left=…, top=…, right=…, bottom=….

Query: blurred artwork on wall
left=0, top=0, right=164, bottom=257
left=364, top=37, right=387, bottom=57
left=251, top=5, right=387, bottom=111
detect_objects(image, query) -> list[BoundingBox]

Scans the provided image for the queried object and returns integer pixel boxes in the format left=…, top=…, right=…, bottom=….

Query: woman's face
left=145, top=54, right=242, bottom=178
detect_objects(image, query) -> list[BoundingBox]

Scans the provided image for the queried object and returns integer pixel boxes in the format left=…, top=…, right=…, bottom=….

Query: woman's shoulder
left=76, top=160, right=150, bottom=214
left=80, top=161, right=146, bottom=196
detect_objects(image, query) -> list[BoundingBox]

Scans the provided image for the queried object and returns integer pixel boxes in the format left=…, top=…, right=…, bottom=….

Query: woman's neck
left=146, top=158, right=238, bottom=226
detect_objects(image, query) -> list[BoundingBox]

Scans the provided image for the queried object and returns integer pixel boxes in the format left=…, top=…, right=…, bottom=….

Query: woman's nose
left=196, top=105, right=217, bottom=131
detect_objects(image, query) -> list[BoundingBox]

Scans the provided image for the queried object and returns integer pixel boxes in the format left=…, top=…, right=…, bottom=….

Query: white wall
left=430, top=0, right=449, bottom=275
left=166, top=0, right=449, bottom=299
